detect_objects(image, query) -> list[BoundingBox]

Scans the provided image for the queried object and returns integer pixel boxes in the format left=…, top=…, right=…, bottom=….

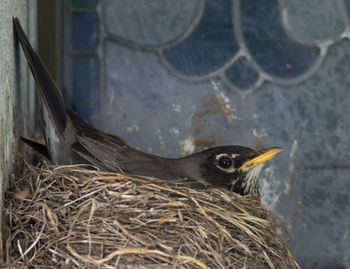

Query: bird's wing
left=73, top=127, right=183, bottom=179
left=67, top=109, right=129, bottom=171
left=73, top=127, right=136, bottom=172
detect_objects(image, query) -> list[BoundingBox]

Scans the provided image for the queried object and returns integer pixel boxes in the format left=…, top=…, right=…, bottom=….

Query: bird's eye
left=218, top=156, right=232, bottom=169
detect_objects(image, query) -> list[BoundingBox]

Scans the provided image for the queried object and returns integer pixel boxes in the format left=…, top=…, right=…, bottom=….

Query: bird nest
left=3, top=163, right=299, bottom=268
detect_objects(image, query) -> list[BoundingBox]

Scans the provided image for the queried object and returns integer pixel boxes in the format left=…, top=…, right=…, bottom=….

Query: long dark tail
left=13, top=17, right=67, bottom=134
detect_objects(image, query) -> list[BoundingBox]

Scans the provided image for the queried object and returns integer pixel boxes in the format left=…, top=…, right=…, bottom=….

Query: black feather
left=20, top=137, right=50, bottom=159
left=13, top=17, right=67, bottom=134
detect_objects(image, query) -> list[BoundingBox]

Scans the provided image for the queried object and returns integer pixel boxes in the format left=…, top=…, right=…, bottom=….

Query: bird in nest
left=13, top=17, right=282, bottom=197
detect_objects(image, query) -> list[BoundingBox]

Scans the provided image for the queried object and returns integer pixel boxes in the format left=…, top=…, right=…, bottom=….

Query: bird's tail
left=13, top=17, right=67, bottom=134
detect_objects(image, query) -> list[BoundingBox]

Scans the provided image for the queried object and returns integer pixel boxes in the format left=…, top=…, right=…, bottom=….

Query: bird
left=13, top=17, right=282, bottom=197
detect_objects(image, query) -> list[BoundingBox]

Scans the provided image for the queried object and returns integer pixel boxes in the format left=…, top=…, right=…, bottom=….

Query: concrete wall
left=0, top=0, right=35, bottom=246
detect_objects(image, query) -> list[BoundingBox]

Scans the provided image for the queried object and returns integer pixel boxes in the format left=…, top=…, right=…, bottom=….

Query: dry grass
left=3, top=163, right=299, bottom=268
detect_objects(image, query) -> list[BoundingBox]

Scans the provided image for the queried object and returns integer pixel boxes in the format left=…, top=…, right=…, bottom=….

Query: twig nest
left=4, top=164, right=299, bottom=268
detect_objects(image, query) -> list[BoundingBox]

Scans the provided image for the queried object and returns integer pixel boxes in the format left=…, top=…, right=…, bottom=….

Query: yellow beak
left=238, top=147, right=283, bottom=172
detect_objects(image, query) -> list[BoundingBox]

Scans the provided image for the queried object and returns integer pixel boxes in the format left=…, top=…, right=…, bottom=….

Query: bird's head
left=185, top=146, right=283, bottom=196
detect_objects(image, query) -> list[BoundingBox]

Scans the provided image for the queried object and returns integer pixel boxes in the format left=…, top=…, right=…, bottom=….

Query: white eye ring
left=215, top=154, right=237, bottom=173
left=215, top=153, right=240, bottom=160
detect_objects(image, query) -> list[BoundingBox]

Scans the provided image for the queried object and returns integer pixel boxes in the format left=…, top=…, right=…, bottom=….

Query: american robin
left=13, top=17, right=282, bottom=197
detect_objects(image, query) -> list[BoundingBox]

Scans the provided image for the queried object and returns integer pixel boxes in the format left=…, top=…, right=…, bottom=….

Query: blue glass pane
left=345, top=0, right=350, bottom=16
left=163, top=0, right=239, bottom=76
left=225, top=57, right=259, bottom=89
left=72, top=56, right=99, bottom=123
left=72, top=13, right=98, bottom=50
left=240, top=0, right=320, bottom=78
left=72, top=0, right=98, bottom=8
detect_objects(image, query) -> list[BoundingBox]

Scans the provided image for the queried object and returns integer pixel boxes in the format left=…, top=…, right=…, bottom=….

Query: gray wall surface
left=0, top=0, right=34, bottom=242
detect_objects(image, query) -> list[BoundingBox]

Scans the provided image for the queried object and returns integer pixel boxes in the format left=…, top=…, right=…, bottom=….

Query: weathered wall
left=0, top=0, right=33, bottom=246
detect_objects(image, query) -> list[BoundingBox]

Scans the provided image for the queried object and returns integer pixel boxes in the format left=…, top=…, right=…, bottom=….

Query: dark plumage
left=13, top=17, right=282, bottom=196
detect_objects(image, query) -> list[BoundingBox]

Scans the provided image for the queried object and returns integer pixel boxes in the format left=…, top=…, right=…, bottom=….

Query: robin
left=13, top=17, right=282, bottom=197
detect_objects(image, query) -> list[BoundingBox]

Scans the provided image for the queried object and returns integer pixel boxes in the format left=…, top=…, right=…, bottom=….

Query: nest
left=3, top=163, right=299, bottom=268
